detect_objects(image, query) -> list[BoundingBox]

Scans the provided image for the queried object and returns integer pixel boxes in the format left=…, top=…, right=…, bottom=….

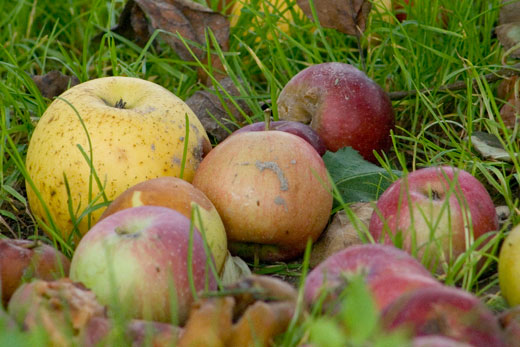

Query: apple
left=369, top=166, right=499, bottom=269
left=25, top=76, right=211, bottom=240
left=304, top=244, right=440, bottom=311
left=193, top=131, right=332, bottom=261
left=99, top=176, right=228, bottom=273
left=276, top=62, right=395, bottom=162
left=69, top=205, right=217, bottom=324
left=497, top=306, right=520, bottom=347
left=7, top=278, right=106, bottom=344
left=380, top=286, right=506, bottom=347
left=232, top=120, right=327, bottom=156
left=411, top=335, right=474, bottom=347
left=0, top=238, right=70, bottom=306
left=498, top=224, right=520, bottom=306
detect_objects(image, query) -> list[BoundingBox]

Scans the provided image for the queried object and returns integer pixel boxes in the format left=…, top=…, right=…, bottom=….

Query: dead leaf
left=470, top=131, right=516, bottom=162
left=310, top=202, right=373, bottom=268
left=220, top=251, right=253, bottom=286
left=500, top=97, right=520, bottom=128
left=496, top=22, right=520, bottom=59
left=497, top=75, right=518, bottom=101
left=296, top=0, right=372, bottom=36
left=499, top=0, right=520, bottom=26
left=31, top=71, right=80, bottom=99
left=186, top=77, right=252, bottom=142
left=113, top=0, right=229, bottom=81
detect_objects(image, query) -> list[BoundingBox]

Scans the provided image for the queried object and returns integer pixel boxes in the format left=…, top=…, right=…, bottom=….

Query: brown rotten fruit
left=277, top=62, right=395, bottom=162
left=193, top=131, right=332, bottom=261
left=0, top=239, right=70, bottom=306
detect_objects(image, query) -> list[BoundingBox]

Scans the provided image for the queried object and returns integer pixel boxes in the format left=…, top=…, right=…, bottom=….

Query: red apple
left=497, top=306, right=520, bottom=347
left=232, top=120, right=327, bottom=156
left=193, top=131, right=332, bottom=261
left=381, top=286, right=506, bottom=347
left=411, top=335, right=474, bottom=347
left=304, top=244, right=439, bottom=311
left=0, top=239, right=70, bottom=306
left=369, top=166, right=499, bottom=269
left=276, top=62, right=395, bottom=162
left=99, top=176, right=228, bottom=273
left=70, top=206, right=217, bottom=324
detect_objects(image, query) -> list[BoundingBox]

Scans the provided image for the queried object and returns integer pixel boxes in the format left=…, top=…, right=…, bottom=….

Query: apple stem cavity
left=114, top=226, right=140, bottom=238
left=114, top=98, right=127, bottom=109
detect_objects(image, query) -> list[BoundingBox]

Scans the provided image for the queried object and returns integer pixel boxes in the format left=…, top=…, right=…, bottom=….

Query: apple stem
left=115, top=98, right=127, bottom=109
left=264, top=109, right=271, bottom=131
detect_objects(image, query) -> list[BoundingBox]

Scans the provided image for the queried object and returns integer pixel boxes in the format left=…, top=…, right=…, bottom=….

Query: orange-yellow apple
left=70, top=206, right=217, bottom=324
left=498, top=224, right=520, bottom=306
left=99, top=176, right=227, bottom=273
left=25, top=76, right=211, bottom=240
left=193, top=131, right=332, bottom=261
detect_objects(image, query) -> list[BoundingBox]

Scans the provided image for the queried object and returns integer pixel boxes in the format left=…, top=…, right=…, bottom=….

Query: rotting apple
left=498, top=224, right=520, bottom=306
left=232, top=120, right=327, bottom=156
left=193, top=130, right=332, bottom=262
left=25, top=76, right=211, bottom=240
left=276, top=62, right=395, bottom=162
left=0, top=239, right=70, bottom=306
left=99, top=176, right=228, bottom=273
left=70, top=205, right=217, bottom=324
left=369, top=166, right=499, bottom=269
left=304, top=244, right=439, bottom=312
left=380, top=286, right=506, bottom=347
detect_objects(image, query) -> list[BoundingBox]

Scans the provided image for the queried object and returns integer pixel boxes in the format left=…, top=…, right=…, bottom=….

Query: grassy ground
left=1, top=0, right=519, bottom=345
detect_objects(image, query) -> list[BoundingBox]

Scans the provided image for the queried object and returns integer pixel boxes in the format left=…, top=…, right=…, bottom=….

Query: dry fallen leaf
left=496, top=23, right=520, bottom=59
left=186, top=77, right=252, bottom=142
left=220, top=251, right=253, bottom=286
left=499, top=0, right=520, bottom=26
left=31, top=71, right=80, bottom=99
left=113, top=0, right=229, bottom=81
left=470, top=131, right=515, bottom=162
left=296, top=0, right=372, bottom=36
left=310, top=202, right=373, bottom=268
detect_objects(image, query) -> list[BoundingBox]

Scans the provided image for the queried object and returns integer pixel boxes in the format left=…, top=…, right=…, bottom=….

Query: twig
left=388, top=62, right=520, bottom=100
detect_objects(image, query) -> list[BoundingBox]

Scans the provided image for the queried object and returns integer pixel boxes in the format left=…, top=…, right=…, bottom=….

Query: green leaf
left=308, top=317, right=348, bottom=347
left=323, top=147, right=401, bottom=204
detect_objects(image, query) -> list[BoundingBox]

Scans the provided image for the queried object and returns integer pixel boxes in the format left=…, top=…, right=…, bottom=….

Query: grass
left=1, top=0, right=519, bottom=345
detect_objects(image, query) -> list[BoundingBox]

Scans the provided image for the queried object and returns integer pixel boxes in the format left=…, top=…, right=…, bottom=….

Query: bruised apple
left=193, top=131, right=332, bottom=261
left=232, top=120, right=327, bottom=156
left=369, top=166, right=499, bottom=269
left=99, top=177, right=227, bottom=273
left=0, top=239, right=70, bottom=306
left=277, top=62, right=395, bottom=162
left=70, top=206, right=217, bottom=324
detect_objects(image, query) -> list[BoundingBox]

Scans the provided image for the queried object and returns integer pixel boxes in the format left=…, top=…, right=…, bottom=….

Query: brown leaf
left=499, top=0, right=520, bottom=26
left=31, top=71, right=80, bottom=99
left=470, top=131, right=515, bottom=162
left=496, top=22, right=520, bottom=59
left=310, top=203, right=373, bottom=268
left=296, top=0, right=372, bottom=36
left=186, top=77, right=252, bottom=142
left=113, top=0, right=229, bottom=79
left=500, top=97, right=520, bottom=129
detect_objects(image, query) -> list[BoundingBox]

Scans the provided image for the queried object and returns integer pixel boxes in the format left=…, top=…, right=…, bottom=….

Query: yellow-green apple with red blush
left=70, top=206, right=217, bottom=324
left=99, top=176, right=227, bottom=273
left=193, top=130, right=332, bottom=261
left=369, top=166, right=498, bottom=269
left=498, top=224, right=520, bottom=306
left=276, top=62, right=395, bottom=163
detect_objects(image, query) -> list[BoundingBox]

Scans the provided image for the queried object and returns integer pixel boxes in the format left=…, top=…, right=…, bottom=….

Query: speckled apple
left=70, top=206, right=217, bottom=324
left=193, top=131, right=332, bottom=261
left=277, top=62, right=395, bottom=162
left=99, top=176, right=227, bottom=273
left=369, top=166, right=498, bottom=269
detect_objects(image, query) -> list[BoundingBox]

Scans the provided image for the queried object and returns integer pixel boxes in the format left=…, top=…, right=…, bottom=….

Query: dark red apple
left=232, top=120, right=327, bottom=156
left=0, top=238, right=70, bottom=306
left=381, top=286, right=506, bottom=347
left=277, top=62, right=395, bottom=162
left=369, top=166, right=499, bottom=269
left=70, top=206, right=217, bottom=324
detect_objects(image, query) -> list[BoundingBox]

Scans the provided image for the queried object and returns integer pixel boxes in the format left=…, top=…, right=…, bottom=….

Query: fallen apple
left=193, top=130, right=332, bottom=261
left=304, top=244, right=440, bottom=312
left=381, top=286, right=506, bottom=347
left=369, top=166, right=499, bottom=269
left=411, top=335, right=474, bottom=347
left=232, top=120, right=327, bottom=156
left=277, top=62, right=395, bottom=162
left=99, top=176, right=228, bottom=273
left=498, top=224, right=520, bottom=306
left=0, top=238, right=70, bottom=306
left=25, top=76, right=211, bottom=240
left=70, top=205, right=217, bottom=324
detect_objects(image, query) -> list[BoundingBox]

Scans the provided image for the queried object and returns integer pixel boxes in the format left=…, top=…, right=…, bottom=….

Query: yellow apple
left=99, top=177, right=228, bottom=273
left=25, top=76, right=211, bottom=240
left=499, top=224, right=520, bottom=305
